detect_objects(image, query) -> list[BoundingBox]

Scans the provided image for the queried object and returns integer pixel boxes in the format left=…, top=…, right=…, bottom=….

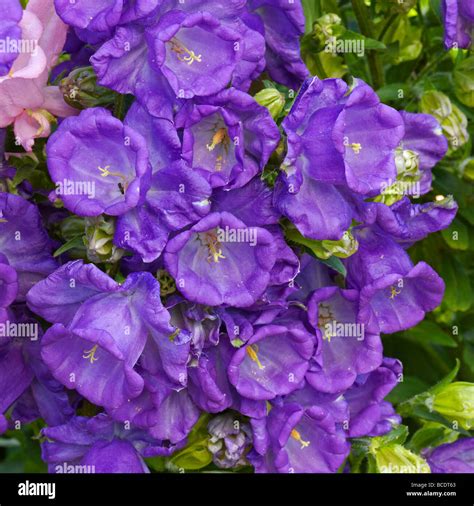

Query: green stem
left=313, top=53, right=328, bottom=79
left=113, top=94, right=125, bottom=120
left=351, top=0, right=385, bottom=89
left=378, top=14, right=398, bottom=42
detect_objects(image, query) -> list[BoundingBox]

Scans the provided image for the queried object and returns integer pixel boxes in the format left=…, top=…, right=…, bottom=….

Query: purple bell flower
left=425, top=438, right=474, bottom=473
left=442, top=0, right=474, bottom=49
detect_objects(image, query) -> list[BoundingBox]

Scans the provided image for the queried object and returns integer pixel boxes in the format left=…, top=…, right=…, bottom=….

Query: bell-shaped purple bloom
left=47, top=108, right=151, bottom=217
left=123, top=101, right=181, bottom=172
left=228, top=323, right=314, bottom=401
left=442, top=0, right=474, bottom=49
left=187, top=335, right=266, bottom=418
left=54, top=0, right=124, bottom=35
left=110, top=371, right=201, bottom=444
left=425, top=438, right=474, bottom=473
left=346, top=227, right=445, bottom=334
left=248, top=0, right=309, bottom=89
left=0, top=193, right=57, bottom=299
left=344, top=357, right=402, bottom=438
left=0, top=0, right=23, bottom=77
left=176, top=88, right=279, bottom=189
left=164, top=212, right=277, bottom=307
left=375, top=196, right=458, bottom=247
left=41, top=413, right=179, bottom=473
left=115, top=160, right=212, bottom=263
left=306, top=287, right=383, bottom=394
left=91, top=14, right=242, bottom=117
left=27, top=261, right=190, bottom=411
left=249, top=402, right=350, bottom=473
left=275, top=77, right=403, bottom=240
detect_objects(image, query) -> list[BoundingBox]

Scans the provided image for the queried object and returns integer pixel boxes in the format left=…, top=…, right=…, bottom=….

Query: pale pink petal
left=4, top=11, right=47, bottom=81
left=0, top=78, right=44, bottom=127
left=27, top=0, right=68, bottom=71
left=42, top=86, right=79, bottom=118
left=14, top=109, right=52, bottom=152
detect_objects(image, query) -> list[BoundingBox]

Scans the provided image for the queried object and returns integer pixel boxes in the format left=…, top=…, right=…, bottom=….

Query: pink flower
left=0, top=0, right=77, bottom=151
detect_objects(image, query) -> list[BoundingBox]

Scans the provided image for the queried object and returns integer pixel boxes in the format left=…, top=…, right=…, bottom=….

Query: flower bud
left=420, top=91, right=469, bottom=151
left=60, top=66, right=116, bottom=110
left=420, top=90, right=452, bottom=119
left=370, top=440, right=430, bottom=473
left=254, top=88, right=285, bottom=120
left=431, top=382, right=474, bottom=430
left=84, top=216, right=123, bottom=263
left=312, top=229, right=359, bottom=260
left=207, top=414, right=251, bottom=469
left=313, top=13, right=342, bottom=49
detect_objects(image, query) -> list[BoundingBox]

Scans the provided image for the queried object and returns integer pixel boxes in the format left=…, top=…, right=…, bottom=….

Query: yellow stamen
left=246, top=344, right=265, bottom=370
left=389, top=286, right=402, bottom=299
left=291, top=429, right=311, bottom=449
left=350, top=143, right=362, bottom=154
left=323, top=330, right=332, bottom=343
left=206, top=128, right=229, bottom=152
left=203, top=232, right=226, bottom=264
left=169, top=328, right=180, bottom=342
left=83, top=345, right=99, bottom=364
left=170, top=38, right=202, bottom=65
left=215, top=155, right=224, bottom=172
left=98, top=165, right=129, bottom=192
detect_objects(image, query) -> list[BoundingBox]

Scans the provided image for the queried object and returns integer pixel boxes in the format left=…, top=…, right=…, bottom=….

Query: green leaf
left=441, top=217, right=469, bottom=250
left=318, top=255, right=347, bottom=277
left=376, top=83, right=409, bottom=102
left=340, top=30, right=386, bottom=51
left=284, top=226, right=347, bottom=276
left=403, top=320, right=458, bottom=348
left=168, top=440, right=213, bottom=471
left=440, top=257, right=472, bottom=312
left=454, top=56, right=474, bottom=107
left=387, top=375, right=430, bottom=404
left=53, top=235, right=85, bottom=258
left=408, top=425, right=458, bottom=454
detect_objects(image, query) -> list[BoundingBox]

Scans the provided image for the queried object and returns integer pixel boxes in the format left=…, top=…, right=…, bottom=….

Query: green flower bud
left=254, top=88, right=286, bottom=120
left=454, top=56, right=474, bottom=108
left=375, top=148, right=421, bottom=205
left=420, top=90, right=469, bottom=151
left=313, top=13, right=342, bottom=47
left=431, top=382, right=474, bottom=430
left=395, top=148, right=420, bottom=177
left=157, top=269, right=177, bottom=297
left=370, top=440, right=430, bottom=473
left=420, top=90, right=453, bottom=119
left=60, top=66, right=116, bottom=110
left=84, top=216, right=123, bottom=263
left=311, top=229, right=359, bottom=260
left=441, top=104, right=469, bottom=151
